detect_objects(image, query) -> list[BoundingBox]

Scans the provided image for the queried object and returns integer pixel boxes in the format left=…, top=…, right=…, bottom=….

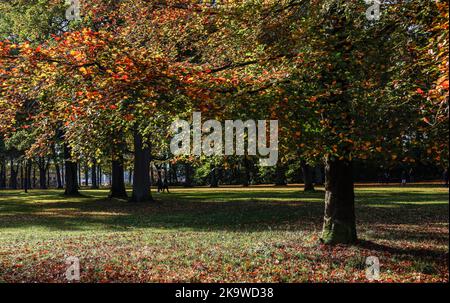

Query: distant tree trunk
left=315, top=165, right=324, bottom=185
left=91, top=159, right=98, bottom=189
left=52, top=146, right=63, bottom=189
left=20, top=163, right=24, bottom=189
left=150, top=164, right=154, bottom=184
left=301, top=160, right=315, bottom=192
left=321, top=156, right=357, bottom=245
left=130, top=131, right=152, bottom=202
left=32, top=165, right=36, bottom=188
left=274, top=163, right=287, bottom=186
left=55, top=161, right=63, bottom=189
left=98, top=165, right=102, bottom=187
left=128, top=169, right=133, bottom=185
left=84, top=164, right=89, bottom=187
left=184, top=163, right=193, bottom=187
left=0, top=158, right=6, bottom=189
left=38, top=157, right=47, bottom=189
left=24, top=159, right=31, bottom=193
left=210, top=166, right=218, bottom=188
left=242, top=158, right=251, bottom=187
left=61, top=163, right=65, bottom=187
left=110, top=153, right=127, bottom=199
left=10, top=159, right=18, bottom=189
left=78, top=164, right=81, bottom=187
left=64, top=144, right=79, bottom=195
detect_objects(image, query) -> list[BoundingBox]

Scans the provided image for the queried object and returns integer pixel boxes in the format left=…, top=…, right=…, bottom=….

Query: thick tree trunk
left=64, top=144, right=79, bottom=195
left=109, top=154, right=127, bottom=199
left=301, top=160, right=315, bottom=192
left=130, top=132, right=152, bottom=202
left=321, top=156, right=357, bottom=245
left=91, top=159, right=98, bottom=189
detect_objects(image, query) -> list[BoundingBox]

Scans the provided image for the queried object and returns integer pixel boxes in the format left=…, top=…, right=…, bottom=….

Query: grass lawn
left=0, top=185, right=448, bottom=282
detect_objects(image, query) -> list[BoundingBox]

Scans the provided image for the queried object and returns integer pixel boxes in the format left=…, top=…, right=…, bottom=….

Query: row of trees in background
left=1, top=0, right=448, bottom=244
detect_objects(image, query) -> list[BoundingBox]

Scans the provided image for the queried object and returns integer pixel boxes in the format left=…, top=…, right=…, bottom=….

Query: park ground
left=0, top=185, right=448, bottom=282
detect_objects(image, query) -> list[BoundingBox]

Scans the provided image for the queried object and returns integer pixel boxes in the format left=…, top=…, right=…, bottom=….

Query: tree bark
left=301, top=160, right=315, bottom=192
left=184, top=163, right=193, bottom=187
left=274, top=163, right=287, bottom=186
left=0, top=158, right=6, bottom=189
left=242, top=158, right=250, bottom=187
left=109, top=153, right=127, bottom=199
left=84, top=164, right=89, bottom=186
left=64, top=144, right=79, bottom=195
left=9, top=159, right=17, bottom=189
left=128, top=169, right=133, bottom=185
left=91, top=159, right=98, bottom=189
left=321, top=156, right=357, bottom=244
left=210, top=166, right=218, bottom=188
left=24, top=159, right=31, bottom=193
left=78, top=163, right=81, bottom=187
left=38, top=157, right=47, bottom=189
left=98, top=165, right=102, bottom=187
left=54, top=160, right=63, bottom=189
left=20, top=163, right=24, bottom=189
left=130, top=131, right=152, bottom=202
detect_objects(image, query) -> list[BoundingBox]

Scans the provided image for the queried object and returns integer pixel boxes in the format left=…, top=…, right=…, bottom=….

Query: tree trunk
left=128, top=169, right=133, bottom=185
left=0, top=158, right=6, bottom=189
left=110, top=154, right=127, bottom=199
left=32, top=165, right=36, bottom=188
left=78, top=164, right=81, bottom=187
left=55, top=161, right=63, bottom=189
left=184, top=163, right=193, bottom=187
left=210, top=166, right=218, bottom=188
left=98, top=166, right=102, bottom=187
left=38, top=157, right=47, bottom=189
left=242, top=158, right=251, bottom=187
left=84, top=164, right=89, bottom=186
left=130, top=131, right=152, bottom=202
left=9, top=159, right=17, bottom=189
left=91, top=159, right=98, bottom=189
left=64, top=144, right=79, bottom=195
left=321, top=156, right=357, bottom=245
left=20, top=163, right=24, bottom=189
left=24, top=159, right=31, bottom=193
left=274, top=163, right=287, bottom=186
left=301, top=160, right=315, bottom=192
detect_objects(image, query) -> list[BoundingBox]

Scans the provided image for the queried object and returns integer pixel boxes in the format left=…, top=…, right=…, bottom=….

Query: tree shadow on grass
left=0, top=189, right=447, bottom=237
left=357, top=239, right=448, bottom=259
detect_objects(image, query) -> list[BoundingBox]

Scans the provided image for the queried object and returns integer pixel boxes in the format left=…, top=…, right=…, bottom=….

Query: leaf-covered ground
left=0, top=185, right=448, bottom=282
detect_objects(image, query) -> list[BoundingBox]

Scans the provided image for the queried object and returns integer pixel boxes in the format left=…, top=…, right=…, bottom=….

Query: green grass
left=0, top=186, right=448, bottom=282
